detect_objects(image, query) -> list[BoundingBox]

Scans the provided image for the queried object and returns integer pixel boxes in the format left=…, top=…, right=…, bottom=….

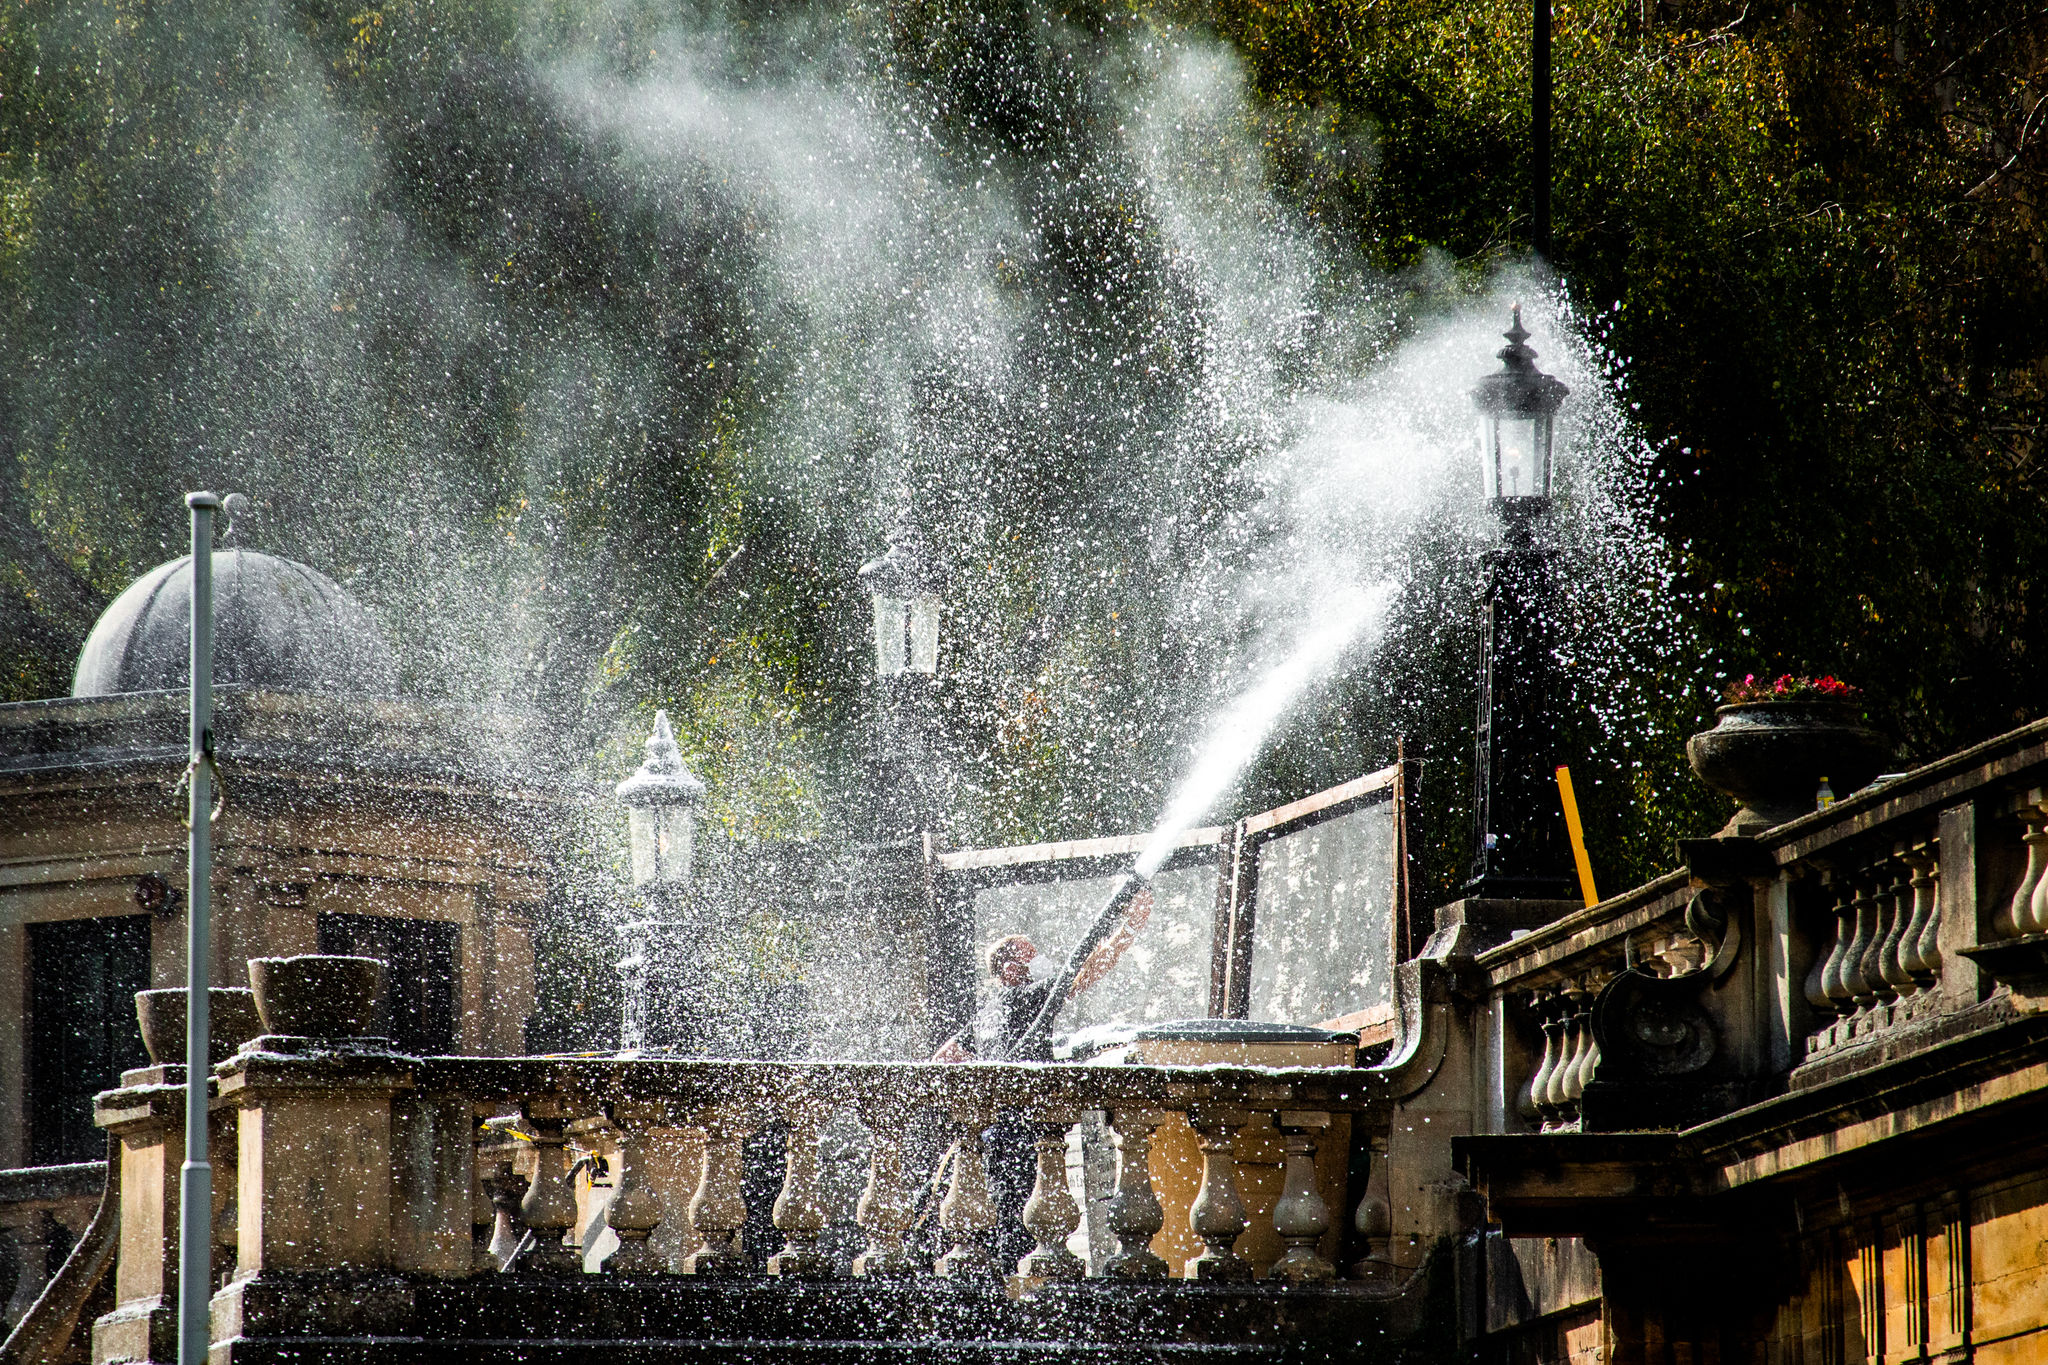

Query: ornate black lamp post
left=1466, top=307, right=1575, bottom=901
left=852, top=508, right=963, bottom=1055
left=615, top=710, right=708, bottom=1054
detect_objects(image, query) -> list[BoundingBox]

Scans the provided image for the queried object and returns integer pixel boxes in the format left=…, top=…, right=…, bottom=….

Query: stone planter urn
left=1687, top=700, right=1889, bottom=835
left=134, top=987, right=263, bottom=1066
left=247, top=955, right=385, bottom=1038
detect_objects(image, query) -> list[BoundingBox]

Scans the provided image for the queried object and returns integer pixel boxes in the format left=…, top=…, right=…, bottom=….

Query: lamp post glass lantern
left=617, top=710, right=705, bottom=888
left=1473, top=305, right=1568, bottom=507
left=858, top=515, right=940, bottom=678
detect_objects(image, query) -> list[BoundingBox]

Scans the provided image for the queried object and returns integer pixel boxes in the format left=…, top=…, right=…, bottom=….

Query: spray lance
left=997, top=869, right=1152, bottom=1062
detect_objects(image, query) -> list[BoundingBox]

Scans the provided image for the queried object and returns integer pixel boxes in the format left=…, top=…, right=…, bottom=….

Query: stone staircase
left=206, top=1274, right=1413, bottom=1365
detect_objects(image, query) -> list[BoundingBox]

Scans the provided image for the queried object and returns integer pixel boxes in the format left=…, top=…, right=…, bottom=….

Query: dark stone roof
left=71, top=550, right=399, bottom=698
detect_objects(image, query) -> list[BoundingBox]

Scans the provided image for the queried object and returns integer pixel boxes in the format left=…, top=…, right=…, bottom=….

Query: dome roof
left=72, top=550, right=400, bottom=697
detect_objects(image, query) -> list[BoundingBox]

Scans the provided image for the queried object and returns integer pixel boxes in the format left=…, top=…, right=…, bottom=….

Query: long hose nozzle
left=1001, top=869, right=1150, bottom=1061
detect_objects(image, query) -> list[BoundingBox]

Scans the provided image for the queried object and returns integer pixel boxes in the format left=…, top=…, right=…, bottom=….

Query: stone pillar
left=90, top=1067, right=231, bottom=1365
left=216, top=1050, right=410, bottom=1276
left=390, top=1091, right=474, bottom=1276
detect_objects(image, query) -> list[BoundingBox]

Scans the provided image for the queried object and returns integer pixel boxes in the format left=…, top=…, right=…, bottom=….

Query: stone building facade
left=0, top=549, right=553, bottom=1336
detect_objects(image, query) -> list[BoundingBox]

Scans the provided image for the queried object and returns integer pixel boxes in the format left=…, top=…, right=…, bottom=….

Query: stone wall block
left=227, top=1058, right=408, bottom=1275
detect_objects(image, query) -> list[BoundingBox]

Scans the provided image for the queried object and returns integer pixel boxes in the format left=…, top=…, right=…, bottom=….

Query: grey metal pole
left=178, top=492, right=219, bottom=1365
left=1533, top=0, right=1552, bottom=260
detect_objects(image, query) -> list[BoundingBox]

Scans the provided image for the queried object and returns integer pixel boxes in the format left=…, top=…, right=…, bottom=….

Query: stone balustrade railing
left=1802, top=832, right=1945, bottom=1056
left=96, top=1048, right=1390, bottom=1342
left=1479, top=726, right=2048, bottom=1145
left=1515, top=975, right=1610, bottom=1132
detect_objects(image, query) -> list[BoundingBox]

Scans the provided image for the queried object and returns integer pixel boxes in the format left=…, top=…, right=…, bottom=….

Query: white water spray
left=1133, top=583, right=1394, bottom=878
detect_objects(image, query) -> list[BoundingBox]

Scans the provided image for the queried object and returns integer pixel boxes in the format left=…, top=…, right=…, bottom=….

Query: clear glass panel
left=907, top=596, right=940, bottom=674
left=872, top=595, right=908, bottom=676
left=628, top=806, right=695, bottom=887
left=970, top=863, right=1214, bottom=1036
left=1247, top=801, right=1397, bottom=1026
left=1496, top=415, right=1538, bottom=498
left=1478, top=416, right=1498, bottom=501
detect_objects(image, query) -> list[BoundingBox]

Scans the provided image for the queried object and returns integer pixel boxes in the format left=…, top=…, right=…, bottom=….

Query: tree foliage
left=2, top=0, right=2043, bottom=918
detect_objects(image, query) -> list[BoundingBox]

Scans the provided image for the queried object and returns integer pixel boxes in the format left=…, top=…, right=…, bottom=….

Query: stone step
left=217, top=1337, right=1282, bottom=1364
left=205, top=1273, right=1391, bottom=1364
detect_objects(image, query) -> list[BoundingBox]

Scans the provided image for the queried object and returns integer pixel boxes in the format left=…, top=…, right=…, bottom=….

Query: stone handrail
left=98, top=1047, right=1391, bottom=1329
left=1465, top=722, right=2048, bottom=1136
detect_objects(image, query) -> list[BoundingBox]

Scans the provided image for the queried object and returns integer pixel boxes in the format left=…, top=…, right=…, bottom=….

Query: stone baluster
left=684, top=1106, right=756, bottom=1276
left=1269, top=1111, right=1336, bottom=1283
left=1345, top=1137, right=1393, bottom=1283
left=1877, top=851, right=1918, bottom=1001
left=482, top=1159, right=530, bottom=1271
left=1817, top=875, right=1858, bottom=1014
left=1017, top=1118, right=1085, bottom=1282
left=2027, top=802, right=2048, bottom=937
left=1516, top=993, right=1553, bottom=1126
left=1997, top=803, right=2048, bottom=939
left=1841, top=873, right=1879, bottom=1010
left=1186, top=1108, right=1253, bottom=1282
left=604, top=1113, right=665, bottom=1275
left=1568, top=980, right=1603, bottom=1098
left=1532, top=995, right=1568, bottom=1127
left=1857, top=862, right=1901, bottom=1007
left=852, top=1103, right=920, bottom=1278
left=1802, top=943, right=1836, bottom=1016
left=767, top=1104, right=834, bottom=1279
left=934, top=1117, right=999, bottom=1279
left=519, top=1109, right=584, bottom=1274
left=1904, top=845, right=1943, bottom=986
left=1543, top=992, right=1587, bottom=1126
left=1101, top=1109, right=1168, bottom=1280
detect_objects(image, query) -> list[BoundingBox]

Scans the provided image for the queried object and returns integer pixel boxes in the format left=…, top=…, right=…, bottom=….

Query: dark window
left=28, top=916, right=153, bottom=1164
left=315, top=913, right=459, bottom=1055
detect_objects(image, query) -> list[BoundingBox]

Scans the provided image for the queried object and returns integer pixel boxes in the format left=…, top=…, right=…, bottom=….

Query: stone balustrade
left=99, top=1048, right=1388, bottom=1338
left=1477, top=729, right=2048, bottom=1152
left=1802, top=833, right=1946, bottom=1056
left=1515, top=974, right=1611, bottom=1133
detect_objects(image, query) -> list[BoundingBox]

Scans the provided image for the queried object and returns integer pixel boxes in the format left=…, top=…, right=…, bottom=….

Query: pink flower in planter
left=1725, top=674, right=1864, bottom=705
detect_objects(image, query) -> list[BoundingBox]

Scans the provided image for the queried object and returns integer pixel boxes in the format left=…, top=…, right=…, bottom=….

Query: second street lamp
left=1467, top=307, right=1576, bottom=902
left=857, top=510, right=942, bottom=840
left=614, top=709, right=708, bottom=1055
left=859, top=514, right=941, bottom=680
